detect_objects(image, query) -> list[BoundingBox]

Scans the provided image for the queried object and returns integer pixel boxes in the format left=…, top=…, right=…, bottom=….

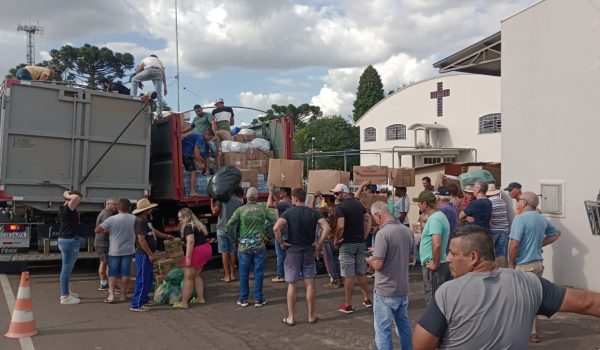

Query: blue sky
left=0, top=0, right=538, bottom=124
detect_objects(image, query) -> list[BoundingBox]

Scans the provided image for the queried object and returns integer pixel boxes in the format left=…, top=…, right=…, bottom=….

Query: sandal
left=173, top=302, right=189, bottom=309
left=308, top=316, right=319, bottom=324
left=281, top=317, right=295, bottom=327
left=219, top=277, right=231, bottom=283
left=529, top=333, right=541, bottom=343
left=104, top=298, right=115, bottom=304
left=190, top=297, right=206, bottom=305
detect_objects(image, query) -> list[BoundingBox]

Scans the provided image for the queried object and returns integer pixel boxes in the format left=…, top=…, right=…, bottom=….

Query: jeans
left=107, top=254, right=133, bottom=277
left=238, top=249, right=266, bottom=301
left=274, top=240, right=286, bottom=278
left=58, top=237, right=81, bottom=296
left=490, top=229, right=509, bottom=257
left=373, top=292, right=412, bottom=350
left=322, top=241, right=340, bottom=282
left=131, top=67, right=163, bottom=115
left=131, top=252, right=154, bottom=308
left=16, top=68, right=32, bottom=80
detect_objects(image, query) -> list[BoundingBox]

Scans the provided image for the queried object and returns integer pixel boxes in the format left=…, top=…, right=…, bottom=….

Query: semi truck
left=0, top=79, right=293, bottom=270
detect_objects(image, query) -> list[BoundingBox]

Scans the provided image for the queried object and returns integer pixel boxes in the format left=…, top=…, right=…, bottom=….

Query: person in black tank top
left=58, top=190, right=83, bottom=305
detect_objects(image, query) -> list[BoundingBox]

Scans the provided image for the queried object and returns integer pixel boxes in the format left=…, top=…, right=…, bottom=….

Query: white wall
left=502, top=0, right=600, bottom=291
left=357, top=74, right=501, bottom=167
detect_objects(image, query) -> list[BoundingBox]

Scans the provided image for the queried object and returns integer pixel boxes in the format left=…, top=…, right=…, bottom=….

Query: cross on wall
left=430, top=82, right=450, bottom=117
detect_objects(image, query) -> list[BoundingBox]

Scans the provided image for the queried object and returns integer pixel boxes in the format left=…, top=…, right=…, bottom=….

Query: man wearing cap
left=212, top=98, right=234, bottom=142
left=182, top=105, right=221, bottom=170
left=508, top=191, right=561, bottom=343
left=95, top=197, right=118, bottom=291
left=487, top=184, right=509, bottom=267
left=435, top=187, right=458, bottom=235
left=331, top=184, right=372, bottom=314
left=459, top=180, right=492, bottom=231
left=414, top=191, right=451, bottom=306
left=131, top=54, right=167, bottom=116
left=130, top=199, right=176, bottom=312
left=16, top=65, right=58, bottom=81
left=227, top=187, right=274, bottom=307
left=505, top=181, right=523, bottom=215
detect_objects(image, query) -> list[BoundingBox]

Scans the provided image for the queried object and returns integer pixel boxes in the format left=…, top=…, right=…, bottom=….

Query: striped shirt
left=489, top=195, right=509, bottom=231
left=394, top=195, right=410, bottom=225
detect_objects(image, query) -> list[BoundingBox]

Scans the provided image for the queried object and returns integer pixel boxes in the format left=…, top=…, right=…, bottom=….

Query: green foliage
left=49, top=44, right=135, bottom=86
left=294, top=116, right=360, bottom=171
left=256, top=103, right=322, bottom=130
left=352, top=65, right=384, bottom=122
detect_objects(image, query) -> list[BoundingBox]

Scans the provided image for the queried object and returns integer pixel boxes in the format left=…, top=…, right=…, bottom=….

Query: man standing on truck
left=182, top=130, right=216, bottom=195
left=181, top=104, right=221, bottom=170
left=130, top=54, right=167, bottom=116
left=95, top=197, right=118, bottom=291
left=211, top=98, right=234, bottom=142
left=16, top=65, right=58, bottom=81
left=211, top=187, right=244, bottom=282
left=58, top=190, right=84, bottom=305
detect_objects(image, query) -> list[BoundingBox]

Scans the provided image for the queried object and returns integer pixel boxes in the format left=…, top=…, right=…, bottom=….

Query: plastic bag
left=168, top=286, right=183, bottom=305
left=238, top=128, right=255, bottom=135
left=248, top=138, right=270, bottom=152
left=221, top=140, right=249, bottom=153
left=459, top=170, right=496, bottom=190
left=165, top=267, right=184, bottom=285
left=208, top=165, right=242, bottom=202
left=153, top=282, right=173, bottom=304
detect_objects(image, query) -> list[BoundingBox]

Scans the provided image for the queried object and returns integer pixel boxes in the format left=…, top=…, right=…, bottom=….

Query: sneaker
left=237, top=299, right=249, bottom=307
left=254, top=299, right=267, bottom=308
left=338, top=304, right=353, bottom=314
left=98, top=283, right=108, bottom=291
left=130, top=306, right=150, bottom=312
left=190, top=297, right=206, bottom=305
left=70, top=291, right=80, bottom=298
left=60, top=295, right=81, bottom=305
left=271, top=276, right=285, bottom=283
left=362, top=299, right=373, bottom=308
left=324, top=281, right=341, bottom=289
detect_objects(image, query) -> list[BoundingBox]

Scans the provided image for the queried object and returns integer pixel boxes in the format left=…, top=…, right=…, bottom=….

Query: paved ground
left=1, top=253, right=600, bottom=350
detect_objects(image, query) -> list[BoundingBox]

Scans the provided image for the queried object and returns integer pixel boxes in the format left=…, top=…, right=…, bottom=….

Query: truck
left=0, top=79, right=293, bottom=270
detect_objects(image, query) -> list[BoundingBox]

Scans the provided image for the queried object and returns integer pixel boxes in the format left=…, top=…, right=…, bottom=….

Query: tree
left=253, top=103, right=322, bottom=130
left=48, top=44, right=135, bottom=86
left=294, top=116, right=360, bottom=171
left=352, top=65, right=384, bottom=122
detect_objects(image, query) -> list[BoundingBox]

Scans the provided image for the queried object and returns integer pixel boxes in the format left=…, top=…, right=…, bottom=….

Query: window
left=479, top=113, right=501, bottom=134
left=364, top=127, right=376, bottom=142
left=423, top=156, right=456, bottom=165
left=385, top=124, right=406, bottom=140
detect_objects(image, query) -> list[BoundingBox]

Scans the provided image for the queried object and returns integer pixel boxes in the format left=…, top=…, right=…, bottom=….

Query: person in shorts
left=95, top=197, right=118, bottom=291
left=273, top=188, right=330, bottom=325
left=331, top=184, right=372, bottom=314
left=211, top=186, right=244, bottom=282
left=182, top=129, right=215, bottom=195
left=95, top=198, right=136, bottom=303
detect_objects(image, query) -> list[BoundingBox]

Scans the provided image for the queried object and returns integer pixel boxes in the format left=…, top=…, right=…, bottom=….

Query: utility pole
left=174, top=0, right=181, bottom=111
left=17, top=22, right=44, bottom=65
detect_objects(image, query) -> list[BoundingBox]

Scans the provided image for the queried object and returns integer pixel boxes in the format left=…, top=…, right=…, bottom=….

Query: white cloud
left=238, top=91, right=297, bottom=111
left=311, top=84, right=355, bottom=117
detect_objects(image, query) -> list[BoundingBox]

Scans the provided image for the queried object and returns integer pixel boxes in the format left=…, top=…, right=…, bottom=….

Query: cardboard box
left=307, top=170, right=351, bottom=194
left=357, top=193, right=388, bottom=210
left=156, top=258, right=178, bottom=275
left=246, top=148, right=273, bottom=160
left=167, top=248, right=184, bottom=258
left=223, top=153, right=247, bottom=168
left=388, top=168, right=416, bottom=187
left=434, top=173, right=462, bottom=195
left=239, top=168, right=258, bottom=189
left=171, top=255, right=184, bottom=266
left=246, top=159, right=269, bottom=173
left=155, top=275, right=165, bottom=286
left=353, top=165, right=389, bottom=185
left=164, top=238, right=182, bottom=250
left=267, top=159, right=304, bottom=188
left=154, top=251, right=168, bottom=261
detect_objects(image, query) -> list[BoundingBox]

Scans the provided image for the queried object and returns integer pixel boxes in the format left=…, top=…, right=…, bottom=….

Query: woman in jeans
left=58, top=190, right=83, bottom=305
left=173, top=208, right=212, bottom=309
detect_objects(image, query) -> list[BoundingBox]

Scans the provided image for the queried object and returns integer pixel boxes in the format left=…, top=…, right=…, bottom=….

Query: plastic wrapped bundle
left=248, top=138, right=270, bottom=152
left=183, top=171, right=191, bottom=196
left=221, top=140, right=249, bottom=153
left=257, top=173, right=268, bottom=192
left=238, top=128, right=255, bottom=135
left=195, top=175, right=211, bottom=195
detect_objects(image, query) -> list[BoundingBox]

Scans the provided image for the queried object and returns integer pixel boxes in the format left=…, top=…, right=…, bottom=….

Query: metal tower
left=17, top=22, right=44, bottom=65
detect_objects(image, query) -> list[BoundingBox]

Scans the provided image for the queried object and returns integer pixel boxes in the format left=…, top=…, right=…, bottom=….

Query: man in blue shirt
left=182, top=130, right=215, bottom=196
left=509, top=191, right=561, bottom=343
left=435, top=186, right=458, bottom=235
left=459, top=180, right=492, bottom=231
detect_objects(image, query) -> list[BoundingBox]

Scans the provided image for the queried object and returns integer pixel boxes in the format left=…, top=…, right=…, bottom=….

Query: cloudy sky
left=0, top=0, right=536, bottom=123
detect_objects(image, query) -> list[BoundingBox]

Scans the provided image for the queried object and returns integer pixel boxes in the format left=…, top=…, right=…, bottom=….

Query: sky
left=0, top=0, right=537, bottom=124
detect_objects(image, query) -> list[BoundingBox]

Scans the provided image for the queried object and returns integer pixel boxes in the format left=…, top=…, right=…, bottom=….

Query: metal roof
left=433, top=32, right=501, bottom=76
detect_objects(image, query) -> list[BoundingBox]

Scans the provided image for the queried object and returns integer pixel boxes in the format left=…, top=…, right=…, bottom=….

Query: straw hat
left=486, top=184, right=501, bottom=196
left=464, top=185, right=474, bottom=193
left=132, top=198, right=158, bottom=215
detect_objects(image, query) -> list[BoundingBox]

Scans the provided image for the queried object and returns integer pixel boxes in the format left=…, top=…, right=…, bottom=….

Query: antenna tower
left=17, top=22, right=44, bottom=65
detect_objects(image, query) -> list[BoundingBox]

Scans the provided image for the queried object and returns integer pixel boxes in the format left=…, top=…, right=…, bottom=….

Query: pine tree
left=352, top=65, right=384, bottom=122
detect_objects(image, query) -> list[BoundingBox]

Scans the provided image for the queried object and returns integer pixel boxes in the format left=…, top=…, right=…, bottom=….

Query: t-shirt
left=463, top=198, right=492, bottom=231
left=212, top=106, right=234, bottom=131
left=317, top=206, right=337, bottom=241
left=393, top=195, right=410, bottom=225
left=489, top=195, right=509, bottom=231
left=109, top=82, right=130, bottom=95
left=336, top=198, right=366, bottom=244
left=141, top=56, right=165, bottom=70
left=216, top=197, right=244, bottom=232
left=59, top=205, right=82, bottom=239
left=192, top=112, right=215, bottom=133
left=25, top=66, right=50, bottom=80
left=94, top=209, right=114, bottom=247
left=100, top=213, right=136, bottom=256
left=182, top=132, right=208, bottom=157
left=372, top=220, right=413, bottom=297
left=509, top=211, right=559, bottom=265
left=417, top=269, right=566, bottom=349
left=419, top=211, right=450, bottom=265
left=135, top=216, right=157, bottom=254
left=281, top=206, right=321, bottom=253
left=438, top=203, right=458, bottom=234
left=183, top=224, right=207, bottom=246
left=227, top=203, right=274, bottom=251
left=277, top=200, right=292, bottom=239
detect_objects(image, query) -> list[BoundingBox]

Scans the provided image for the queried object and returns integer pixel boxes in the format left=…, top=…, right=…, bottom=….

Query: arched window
left=479, top=113, right=501, bottom=134
left=385, top=124, right=406, bottom=140
left=364, top=127, right=376, bottom=142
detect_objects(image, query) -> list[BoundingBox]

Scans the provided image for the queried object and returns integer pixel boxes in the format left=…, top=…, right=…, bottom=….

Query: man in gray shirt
left=413, top=225, right=600, bottom=350
left=211, top=187, right=244, bottom=282
left=94, top=197, right=118, bottom=291
left=95, top=198, right=136, bottom=303
left=366, top=201, right=414, bottom=350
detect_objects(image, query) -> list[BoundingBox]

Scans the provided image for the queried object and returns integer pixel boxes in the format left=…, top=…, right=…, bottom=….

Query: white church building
left=356, top=74, right=501, bottom=168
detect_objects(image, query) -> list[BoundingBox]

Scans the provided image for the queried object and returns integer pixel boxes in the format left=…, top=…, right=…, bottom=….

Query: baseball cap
left=330, top=184, right=349, bottom=194
left=215, top=98, right=224, bottom=104
left=504, top=182, right=522, bottom=191
left=412, top=191, right=437, bottom=204
left=435, top=186, right=451, bottom=196
left=246, top=187, right=258, bottom=199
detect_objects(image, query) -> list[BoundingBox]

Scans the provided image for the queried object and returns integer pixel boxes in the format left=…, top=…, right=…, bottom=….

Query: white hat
left=132, top=198, right=158, bottom=215
left=330, top=184, right=349, bottom=194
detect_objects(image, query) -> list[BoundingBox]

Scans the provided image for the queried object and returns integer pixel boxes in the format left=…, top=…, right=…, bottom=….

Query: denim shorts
left=217, top=229, right=236, bottom=254
left=108, top=254, right=133, bottom=277
left=339, top=242, right=367, bottom=277
left=284, top=249, right=317, bottom=283
left=489, top=229, right=509, bottom=257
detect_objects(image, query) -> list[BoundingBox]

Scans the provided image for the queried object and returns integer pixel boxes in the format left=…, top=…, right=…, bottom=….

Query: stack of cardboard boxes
left=221, top=143, right=274, bottom=191
left=153, top=238, right=184, bottom=285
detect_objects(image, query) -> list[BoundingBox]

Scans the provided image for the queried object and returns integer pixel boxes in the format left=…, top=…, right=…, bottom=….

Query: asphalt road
left=1, top=253, right=600, bottom=350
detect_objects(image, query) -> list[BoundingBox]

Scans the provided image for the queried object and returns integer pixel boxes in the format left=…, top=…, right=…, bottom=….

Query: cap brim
left=412, top=197, right=419, bottom=202
left=487, top=190, right=501, bottom=196
left=132, top=203, right=158, bottom=215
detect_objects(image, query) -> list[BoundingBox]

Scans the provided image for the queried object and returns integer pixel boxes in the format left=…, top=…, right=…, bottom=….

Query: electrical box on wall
left=539, top=180, right=566, bottom=217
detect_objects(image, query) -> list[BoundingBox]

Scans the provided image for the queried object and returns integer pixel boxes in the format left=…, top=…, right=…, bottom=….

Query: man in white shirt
left=131, top=55, right=167, bottom=116
left=394, top=186, right=410, bottom=227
